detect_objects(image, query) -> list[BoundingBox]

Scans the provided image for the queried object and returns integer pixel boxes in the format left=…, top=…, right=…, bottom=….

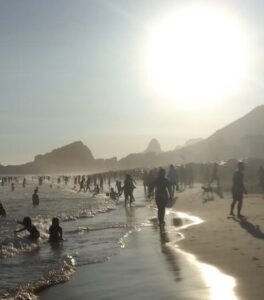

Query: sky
left=1, top=0, right=264, bottom=165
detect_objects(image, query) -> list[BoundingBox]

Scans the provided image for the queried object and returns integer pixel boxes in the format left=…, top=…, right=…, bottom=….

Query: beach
left=1, top=180, right=264, bottom=300
left=41, top=186, right=264, bottom=300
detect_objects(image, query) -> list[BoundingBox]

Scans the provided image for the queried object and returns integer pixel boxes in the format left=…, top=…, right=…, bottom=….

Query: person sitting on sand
left=14, top=216, right=40, bottom=240
left=230, top=161, right=247, bottom=218
left=0, top=202, right=6, bottom=217
left=32, top=188, right=40, bottom=207
left=154, top=168, right=172, bottom=227
left=109, top=188, right=119, bottom=201
left=93, top=184, right=100, bottom=196
left=49, top=217, right=63, bottom=243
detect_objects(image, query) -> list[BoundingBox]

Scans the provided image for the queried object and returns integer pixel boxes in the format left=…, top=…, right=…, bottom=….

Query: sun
left=146, top=5, right=252, bottom=104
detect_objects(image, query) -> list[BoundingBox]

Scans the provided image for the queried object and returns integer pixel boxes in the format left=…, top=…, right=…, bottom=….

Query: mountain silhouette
left=119, top=105, right=264, bottom=168
left=1, top=106, right=264, bottom=173
left=0, top=141, right=116, bottom=174
left=144, top=138, right=162, bottom=153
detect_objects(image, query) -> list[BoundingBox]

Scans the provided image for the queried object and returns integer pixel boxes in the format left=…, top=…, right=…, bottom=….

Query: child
left=49, top=217, right=63, bottom=243
left=14, top=216, right=40, bottom=240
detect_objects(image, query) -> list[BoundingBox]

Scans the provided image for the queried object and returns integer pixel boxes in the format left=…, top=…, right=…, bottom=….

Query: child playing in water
left=14, top=217, right=40, bottom=240
left=49, top=217, right=63, bottom=243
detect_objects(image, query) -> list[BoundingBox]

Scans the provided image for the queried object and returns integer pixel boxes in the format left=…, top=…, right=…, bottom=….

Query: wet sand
left=41, top=186, right=264, bottom=300
left=176, top=187, right=264, bottom=300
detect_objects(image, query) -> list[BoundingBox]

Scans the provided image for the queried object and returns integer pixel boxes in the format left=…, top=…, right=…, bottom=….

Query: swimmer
left=49, top=217, right=63, bottom=243
left=14, top=216, right=40, bottom=240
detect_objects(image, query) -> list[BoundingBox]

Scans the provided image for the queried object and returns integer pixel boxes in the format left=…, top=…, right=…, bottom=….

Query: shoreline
left=175, top=187, right=264, bottom=300
left=40, top=187, right=248, bottom=300
left=6, top=184, right=262, bottom=300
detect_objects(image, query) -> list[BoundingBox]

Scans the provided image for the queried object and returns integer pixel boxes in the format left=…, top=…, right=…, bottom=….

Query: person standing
left=230, top=162, right=247, bottom=218
left=154, top=168, right=172, bottom=227
left=32, top=188, right=40, bottom=207
left=123, top=174, right=136, bottom=206
left=167, top=164, right=178, bottom=197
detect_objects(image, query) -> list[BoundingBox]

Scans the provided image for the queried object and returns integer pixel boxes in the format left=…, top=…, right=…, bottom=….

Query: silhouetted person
left=86, top=177, right=91, bottom=192
left=147, top=170, right=156, bottom=199
left=93, top=184, right=100, bottom=196
left=154, top=168, right=172, bottom=227
left=11, top=183, right=15, bottom=192
left=210, top=163, right=220, bottom=187
left=142, top=170, right=148, bottom=194
left=167, top=164, right=178, bottom=197
left=79, top=177, right=85, bottom=192
left=0, top=202, right=6, bottom=217
left=14, top=217, right=40, bottom=240
left=109, top=188, right=118, bottom=201
left=100, top=176, right=104, bottom=191
left=123, top=174, right=136, bottom=206
left=32, top=189, right=39, bottom=207
left=230, top=162, right=247, bottom=218
left=22, top=178, right=26, bottom=188
left=49, top=217, right=63, bottom=243
left=116, top=180, right=123, bottom=196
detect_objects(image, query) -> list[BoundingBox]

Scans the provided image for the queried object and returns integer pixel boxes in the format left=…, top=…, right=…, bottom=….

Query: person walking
left=230, top=161, right=247, bottom=218
left=154, top=168, right=172, bottom=227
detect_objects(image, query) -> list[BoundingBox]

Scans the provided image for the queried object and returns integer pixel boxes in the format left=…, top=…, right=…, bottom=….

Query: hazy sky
left=1, top=0, right=264, bottom=165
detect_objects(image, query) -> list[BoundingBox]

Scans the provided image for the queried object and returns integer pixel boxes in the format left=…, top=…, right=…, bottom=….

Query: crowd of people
left=1, top=160, right=264, bottom=242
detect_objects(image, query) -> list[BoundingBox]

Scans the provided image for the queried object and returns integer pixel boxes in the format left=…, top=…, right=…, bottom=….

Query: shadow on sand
left=231, top=216, right=264, bottom=239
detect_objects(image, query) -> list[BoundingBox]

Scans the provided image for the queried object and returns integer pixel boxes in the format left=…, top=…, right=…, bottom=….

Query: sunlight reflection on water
left=177, top=248, right=238, bottom=300
left=169, top=211, right=238, bottom=300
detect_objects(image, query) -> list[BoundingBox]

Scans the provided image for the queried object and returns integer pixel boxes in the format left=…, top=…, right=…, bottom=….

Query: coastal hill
left=119, top=105, right=264, bottom=168
left=184, top=138, right=203, bottom=147
left=0, top=106, right=264, bottom=173
left=174, top=105, right=264, bottom=163
left=0, top=141, right=117, bottom=174
left=144, top=138, right=162, bottom=153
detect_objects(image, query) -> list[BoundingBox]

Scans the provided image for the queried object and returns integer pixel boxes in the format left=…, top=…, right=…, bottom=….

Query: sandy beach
left=39, top=185, right=264, bottom=300
left=177, top=187, right=264, bottom=300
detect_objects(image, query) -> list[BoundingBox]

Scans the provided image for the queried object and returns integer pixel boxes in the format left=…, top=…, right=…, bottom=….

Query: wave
left=1, top=256, right=76, bottom=300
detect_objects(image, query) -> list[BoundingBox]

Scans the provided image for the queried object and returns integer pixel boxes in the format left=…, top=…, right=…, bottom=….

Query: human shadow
left=232, top=217, right=264, bottom=239
left=150, top=223, right=182, bottom=282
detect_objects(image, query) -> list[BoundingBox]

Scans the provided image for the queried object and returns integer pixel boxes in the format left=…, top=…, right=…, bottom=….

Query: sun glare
left=146, top=5, right=252, bottom=104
